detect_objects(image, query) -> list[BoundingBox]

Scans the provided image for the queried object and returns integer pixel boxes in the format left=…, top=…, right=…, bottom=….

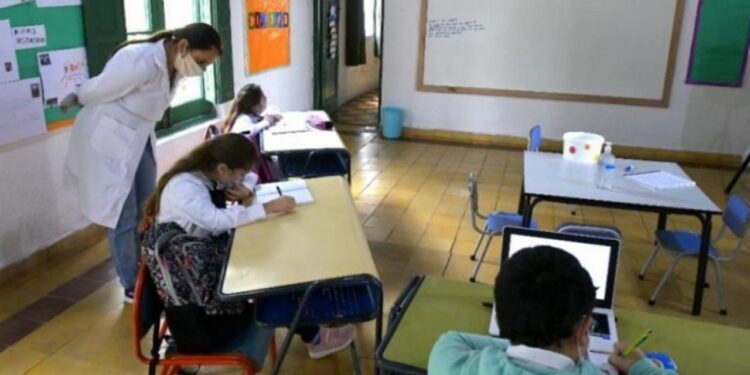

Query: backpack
left=142, top=222, right=251, bottom=353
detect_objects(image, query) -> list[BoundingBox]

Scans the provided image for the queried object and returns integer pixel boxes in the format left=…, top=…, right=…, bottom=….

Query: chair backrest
left=132, top=262, right=165, bottom=364
left=556, top=223, right=622, bottom=240
left=528, top=124, right=542, bottom=152
left=723, top=194, right=750, bottom=238
left=204, top=124, right=221, bottom=140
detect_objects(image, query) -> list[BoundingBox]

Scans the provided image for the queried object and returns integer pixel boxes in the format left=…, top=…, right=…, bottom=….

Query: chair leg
left=470, top=235, right=494, bottom=283
left=711, top=259, right=728, bottom=315
left=269, top=335, right=278, bottom=368
left=648, top=254, right=683, bottom=305
left=570, top=205, right=577, bottom=216
left=639, top=244, right=662, bottom=280
left=349, top=340, right=362, bottom=375
left=469, top=232, right=486, bottom=261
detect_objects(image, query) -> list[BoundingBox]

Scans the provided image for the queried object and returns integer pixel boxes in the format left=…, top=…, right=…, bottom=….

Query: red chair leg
left=269, top=335, right=278, bottom=367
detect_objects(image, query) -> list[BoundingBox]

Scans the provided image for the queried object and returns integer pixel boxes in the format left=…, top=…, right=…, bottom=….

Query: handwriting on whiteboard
left=427, top=18, right=485, bottom=39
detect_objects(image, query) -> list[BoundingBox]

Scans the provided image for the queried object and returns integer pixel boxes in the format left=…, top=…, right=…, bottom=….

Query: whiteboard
left=418, top=0, right=684, bottom=107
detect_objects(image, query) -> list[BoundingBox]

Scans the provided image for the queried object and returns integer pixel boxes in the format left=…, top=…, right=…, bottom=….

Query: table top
left=380, top=276, right=750, bottom=374
left=261, top=111, right=346, bottom=153
left=523, top=152, right=721, bottom=214
left=219, top=176, right=379, bottom=297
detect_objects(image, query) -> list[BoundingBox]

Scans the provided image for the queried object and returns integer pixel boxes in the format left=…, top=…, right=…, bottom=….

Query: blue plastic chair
left=556, top=223, right=622, bottom=240
left=639, top=194, right=750, bottom=315
left=528, top=124, right=542, bottom=152
left=468, top=172, right=538, bottom=282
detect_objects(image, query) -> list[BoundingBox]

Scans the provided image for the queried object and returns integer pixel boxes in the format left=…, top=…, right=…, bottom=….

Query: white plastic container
left=562, top=132, right=605, bottom=164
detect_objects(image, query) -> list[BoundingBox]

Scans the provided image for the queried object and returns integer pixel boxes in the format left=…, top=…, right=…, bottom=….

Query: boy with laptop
left=428, top=245, right=675, bottom=375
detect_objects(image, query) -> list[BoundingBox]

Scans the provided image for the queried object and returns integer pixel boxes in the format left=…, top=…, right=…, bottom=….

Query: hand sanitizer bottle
left=597, top=142, right=616, bottom=190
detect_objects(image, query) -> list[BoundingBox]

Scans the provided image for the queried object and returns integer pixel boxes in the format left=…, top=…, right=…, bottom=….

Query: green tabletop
left=382, top=276, right=750, bottom=374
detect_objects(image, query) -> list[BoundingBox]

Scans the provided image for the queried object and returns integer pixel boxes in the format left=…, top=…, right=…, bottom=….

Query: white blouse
left=230, top=114, right=271, bottom=136
left=157, top=171, right=266, bottom=238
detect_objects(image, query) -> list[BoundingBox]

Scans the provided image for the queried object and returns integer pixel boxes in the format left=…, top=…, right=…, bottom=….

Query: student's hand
left=226, top=184, right=253, bottom=205
left=263, top=196, right=296, bottom=214
left=59, top=93, right=80, bottom=113
left=608, top=342, right=646, bottom=374
left=265, top=114, right=282, bottom=125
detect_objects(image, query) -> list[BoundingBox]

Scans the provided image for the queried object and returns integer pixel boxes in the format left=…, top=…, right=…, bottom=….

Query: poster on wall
left=37, top=47, right=89, bottom=107
left=13, top=25, right=47, bottom=49
left=0, top=19, right=20, bottom=83
left=246, top=0, right=290, bottom=74
left=0, top=78, right=46, bottom=147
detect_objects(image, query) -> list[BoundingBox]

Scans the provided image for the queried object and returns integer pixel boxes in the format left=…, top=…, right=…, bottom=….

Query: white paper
left=12, top=25, right=46, bottom=49
left=0, top=20, right=20, bottom=83
left=36, top=0, right=81, bottom=7
left=38, top=47, right=89, bottom=107
left=0, top=0, right=30, bottom=9
left=255, top=180, right=314, bottom=205
left=589, top=351, right=618, bottom=375
left=625, top=171, right=696, bottom=190
left=0, top=78, right=46, bottom=147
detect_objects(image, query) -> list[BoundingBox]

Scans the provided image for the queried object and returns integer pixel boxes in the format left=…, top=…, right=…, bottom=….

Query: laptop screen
left=502, top=227, right=620, bottom=308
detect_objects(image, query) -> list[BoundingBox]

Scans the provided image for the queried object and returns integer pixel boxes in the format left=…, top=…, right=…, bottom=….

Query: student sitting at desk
left=141, top=134, right=355, bottom=358
left=220, top=83, right=281, bottom=183
left=428, top=246, right=675, bottom=375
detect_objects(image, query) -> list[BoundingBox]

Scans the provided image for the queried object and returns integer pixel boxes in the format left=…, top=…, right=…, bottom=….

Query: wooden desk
left=521, top=152, right=721, bottom=315
left=377, top=276, right=750, bottom=374
left=219, top=176, right=379, bottom=297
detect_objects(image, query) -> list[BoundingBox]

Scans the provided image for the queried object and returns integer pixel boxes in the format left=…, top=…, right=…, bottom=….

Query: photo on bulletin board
left=245, top=0, right=290, bottom=74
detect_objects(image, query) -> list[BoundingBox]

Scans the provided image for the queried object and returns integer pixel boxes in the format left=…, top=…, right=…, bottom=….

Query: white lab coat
left=64, top=40, right=181, bottom=228
left=157, top=172, right=267, bottom=238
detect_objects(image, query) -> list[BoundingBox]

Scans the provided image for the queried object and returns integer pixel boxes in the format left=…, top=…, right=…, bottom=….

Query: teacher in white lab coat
left=60, top=23, right=222, bottom=302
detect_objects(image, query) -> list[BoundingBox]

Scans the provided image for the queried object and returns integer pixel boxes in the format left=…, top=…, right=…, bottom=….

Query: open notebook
left=624, top=170, right=696, bottom=190
left=255, top=180, right=314, bottom=205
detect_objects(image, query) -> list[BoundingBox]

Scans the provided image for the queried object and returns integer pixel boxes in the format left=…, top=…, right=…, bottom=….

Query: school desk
left=520, top=151, right=721, bottom=316
left=376, top=276, right=750, bottom=374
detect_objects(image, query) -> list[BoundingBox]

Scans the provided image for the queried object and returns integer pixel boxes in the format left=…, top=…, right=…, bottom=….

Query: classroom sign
left=246, top=0, right=290, bottom=73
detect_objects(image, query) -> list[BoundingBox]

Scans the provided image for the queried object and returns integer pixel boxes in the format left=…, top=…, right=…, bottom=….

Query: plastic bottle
left=597, top=142, right=616, bottom=190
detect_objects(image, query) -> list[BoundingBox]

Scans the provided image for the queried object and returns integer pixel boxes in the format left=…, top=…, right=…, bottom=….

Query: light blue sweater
left=428, top=332, right=677, bottom=375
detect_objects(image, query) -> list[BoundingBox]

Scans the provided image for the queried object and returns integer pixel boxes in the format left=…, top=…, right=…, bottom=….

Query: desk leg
left=692, top=214, right=712, bottom=316
left=374, top=288, right=383, bottom=375
left=725, top=153, right=750, bottom=194
left=656, top=213, right=668, bottom=244
left=521, top=196, right=534, bottom=227
left=517, top=183, right=525, bottom=214
left=271, top=282, right=319, bottom=375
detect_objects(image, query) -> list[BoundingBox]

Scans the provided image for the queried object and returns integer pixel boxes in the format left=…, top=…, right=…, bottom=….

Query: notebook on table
left=255, top=179, right=314, bottom=204
left=625, top=170, right=696, bottom=190
left=490, top=227, right=621, bottom=373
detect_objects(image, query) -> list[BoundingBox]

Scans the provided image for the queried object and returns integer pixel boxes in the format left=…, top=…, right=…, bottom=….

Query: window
left=121, top=0, right=225, bottom=134
left=364, top=0, right=374, bottom=37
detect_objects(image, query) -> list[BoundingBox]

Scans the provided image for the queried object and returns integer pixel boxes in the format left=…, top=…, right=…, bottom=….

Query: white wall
left=0, top=0, right=318, bottom=270
left=229, top=0, right=314, bottom=112
left=382, top=0, right=750, bottom=155
left=337, top=0, right=381, bottom=104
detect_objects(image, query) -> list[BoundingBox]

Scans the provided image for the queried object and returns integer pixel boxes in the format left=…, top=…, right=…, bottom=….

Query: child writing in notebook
left=428, top=246, right=676, bottom=375
left=141, top=134, right=355, bottom=359
left=220, top=83, right=281, bottom=183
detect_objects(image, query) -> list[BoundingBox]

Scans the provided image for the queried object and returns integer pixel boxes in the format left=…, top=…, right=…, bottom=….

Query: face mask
left=175, top=50, right=204, bottom=77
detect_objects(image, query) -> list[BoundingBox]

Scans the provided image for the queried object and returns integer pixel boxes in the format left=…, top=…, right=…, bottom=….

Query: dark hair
left=114, top=22, right=223, bottom=55
left=221, top=84, right=265, bottom=134
left=141, top=134, right=257, bottom=231
left=495, top=246, right=596, bottom=348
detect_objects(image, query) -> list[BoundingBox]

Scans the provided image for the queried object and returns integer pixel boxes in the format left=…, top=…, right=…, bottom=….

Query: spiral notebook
left=625, top=170, right=696, bottom=190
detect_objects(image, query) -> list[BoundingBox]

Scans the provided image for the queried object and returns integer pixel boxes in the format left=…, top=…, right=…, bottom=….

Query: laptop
left=489, top=227, right=620, bottom=354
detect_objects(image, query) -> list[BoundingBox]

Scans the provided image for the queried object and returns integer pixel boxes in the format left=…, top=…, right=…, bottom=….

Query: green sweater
left=428, top=332, right=677, bottom=375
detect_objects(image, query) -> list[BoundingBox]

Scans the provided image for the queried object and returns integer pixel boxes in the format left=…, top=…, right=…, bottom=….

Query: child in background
left=428, top=246, right=675, bottom=375
left=220, top=83, right=281, bottom=183
left=141, top=134, right=355, bottom=359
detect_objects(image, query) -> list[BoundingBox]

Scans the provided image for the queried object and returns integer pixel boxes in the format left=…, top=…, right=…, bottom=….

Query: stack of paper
left=625, top=171, right=696, bottom=190
left=255, top=180, right=314, bottom=204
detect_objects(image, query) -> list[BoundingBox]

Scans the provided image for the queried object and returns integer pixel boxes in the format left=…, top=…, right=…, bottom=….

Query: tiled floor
left=332, top=90, right=379, bottom=132
left=1, top=132, right=749, bottom=374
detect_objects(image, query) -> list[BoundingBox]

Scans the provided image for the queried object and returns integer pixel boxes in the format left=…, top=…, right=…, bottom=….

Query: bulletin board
left=246, top=0, right=290, bottom=74
left=417, top=0, right=685, bottom=107
left=0, top=1, right=84, bottom=141
left=686, top=0, right=750, bottom=86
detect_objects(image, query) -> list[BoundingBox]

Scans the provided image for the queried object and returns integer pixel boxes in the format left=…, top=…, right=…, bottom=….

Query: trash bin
left=381, top=106, right=404, bottom=139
